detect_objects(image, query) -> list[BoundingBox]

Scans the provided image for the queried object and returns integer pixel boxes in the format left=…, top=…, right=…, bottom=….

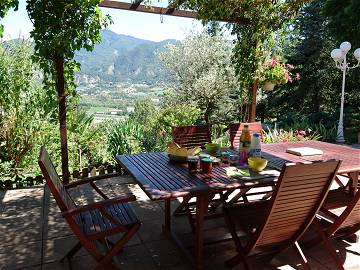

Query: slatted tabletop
left=116, top=152, right=275, bottom=201
left=262, top=141, right=360, bottom=174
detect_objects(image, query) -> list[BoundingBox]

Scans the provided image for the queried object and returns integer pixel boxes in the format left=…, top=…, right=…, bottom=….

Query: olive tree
left=158, top=32, right=238, bottom=125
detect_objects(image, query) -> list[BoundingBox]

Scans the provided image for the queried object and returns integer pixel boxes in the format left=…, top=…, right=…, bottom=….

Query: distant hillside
left=75, top=30, right=176, bottom=85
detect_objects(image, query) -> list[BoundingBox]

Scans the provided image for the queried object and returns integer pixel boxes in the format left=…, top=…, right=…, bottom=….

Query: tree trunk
left=248, top=80, right=259, bottom=122
left=55, top=56, right=70, bottom=183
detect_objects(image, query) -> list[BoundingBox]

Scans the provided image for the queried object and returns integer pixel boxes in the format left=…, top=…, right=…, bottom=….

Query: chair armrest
left=62, top=194, right=136, bottom=217
left=64, top=172, right=120, bottom=189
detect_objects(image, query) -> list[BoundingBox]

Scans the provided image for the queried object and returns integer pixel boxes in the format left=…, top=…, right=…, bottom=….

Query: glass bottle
left=239, top=124, right=251, bottom=165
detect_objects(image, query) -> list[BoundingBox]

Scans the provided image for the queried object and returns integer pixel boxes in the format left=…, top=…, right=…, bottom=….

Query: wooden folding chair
left=222, top=160, right=341, bottom=269
left=38, top=146, right=141, bottom=270
left=310, top=187, right=360, bottom=270
left=171, top=125, right=219, bottom=229
left=172, top=124, right=212, bottom=148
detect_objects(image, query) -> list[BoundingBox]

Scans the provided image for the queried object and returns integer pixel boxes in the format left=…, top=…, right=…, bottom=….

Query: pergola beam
left=130, top=0, right=144, bottom=10
left=99, top=0, right=198, bottom=19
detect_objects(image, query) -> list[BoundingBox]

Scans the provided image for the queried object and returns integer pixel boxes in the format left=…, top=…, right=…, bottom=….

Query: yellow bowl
left=205, top=143, right=220, bottom=154
left=248, top=157, right=268, bottom=172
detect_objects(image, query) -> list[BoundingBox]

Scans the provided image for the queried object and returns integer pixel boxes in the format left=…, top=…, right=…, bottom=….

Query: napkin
left=225, top=167, right=250, bottom=177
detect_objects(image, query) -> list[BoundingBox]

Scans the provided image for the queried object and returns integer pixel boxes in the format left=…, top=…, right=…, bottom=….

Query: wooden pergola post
left=55, top=55, right=70, bottom=183
left=249, top=80, right=259, bottom=122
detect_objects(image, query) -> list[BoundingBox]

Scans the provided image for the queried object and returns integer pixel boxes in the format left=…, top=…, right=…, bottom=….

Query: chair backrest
left=229, top=122, right=263, bottom=149
left=38, top=146, right=76, bottom=212
left=246, top=160, right=341, bottom=253
left=327, top=189, right=360, bottom=236
left=172, top=125, right=211, bottom=148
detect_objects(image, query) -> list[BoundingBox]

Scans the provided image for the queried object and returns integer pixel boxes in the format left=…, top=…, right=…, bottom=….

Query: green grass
left=86, top=106, right=118, bottom=114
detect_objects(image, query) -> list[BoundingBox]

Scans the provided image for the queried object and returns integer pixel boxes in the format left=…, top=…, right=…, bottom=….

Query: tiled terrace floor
left=1, top=175, right=360, bottom=270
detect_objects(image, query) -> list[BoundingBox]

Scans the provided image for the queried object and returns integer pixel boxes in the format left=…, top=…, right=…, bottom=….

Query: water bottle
left=250, top=133, right=261, bottom=158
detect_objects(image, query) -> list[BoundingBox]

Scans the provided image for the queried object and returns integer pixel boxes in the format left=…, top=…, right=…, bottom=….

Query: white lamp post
left=331, top=41, right=360, bottom=144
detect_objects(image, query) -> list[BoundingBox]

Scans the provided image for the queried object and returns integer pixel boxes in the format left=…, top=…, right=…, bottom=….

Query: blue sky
left=2, top=0, right=205, bottom=41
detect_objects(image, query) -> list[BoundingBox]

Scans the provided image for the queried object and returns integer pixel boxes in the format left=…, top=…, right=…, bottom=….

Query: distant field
left=86, top=106, right=118, bottom=114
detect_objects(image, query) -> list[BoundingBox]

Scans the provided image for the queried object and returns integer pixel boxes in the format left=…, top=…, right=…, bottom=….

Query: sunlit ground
left=1, top=174, right=360, bottom=270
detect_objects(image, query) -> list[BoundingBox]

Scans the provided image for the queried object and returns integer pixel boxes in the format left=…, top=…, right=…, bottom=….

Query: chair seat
left=225, top=200, right=269, bottom=233
left=77, top=202, right=139, bottom=236
left=322, top=189, right=353, bottom=216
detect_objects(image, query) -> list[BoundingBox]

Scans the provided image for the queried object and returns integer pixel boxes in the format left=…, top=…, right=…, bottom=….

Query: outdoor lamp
left=354, top=48, right=360, bottom=61
left=340, top=41, right=351, bottom=53
left=331, top=41, right=360, bottom=144
left=331, top=49, right=343, bottom=62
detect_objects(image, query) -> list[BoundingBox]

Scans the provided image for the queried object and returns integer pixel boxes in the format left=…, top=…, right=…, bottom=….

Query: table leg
left=348, top=172, right=359, bottom=196
left=195, top=194, right=211, bottom=270
left=164, top=198, right=171, bottom=231
left=228, top=187, right=251, bottom=204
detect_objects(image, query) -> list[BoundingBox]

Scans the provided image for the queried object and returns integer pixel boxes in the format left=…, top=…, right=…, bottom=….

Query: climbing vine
left=26, top=0, right=112, bottom=182
left=172, top=0, right=312, bottom=120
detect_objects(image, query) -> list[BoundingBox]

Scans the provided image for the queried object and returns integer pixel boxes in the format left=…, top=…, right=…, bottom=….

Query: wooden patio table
left=261, top=141, right=360, bottom=195
left=116, top=141, right=360, bottom=269
left=116, top=152, right=277, bottom=269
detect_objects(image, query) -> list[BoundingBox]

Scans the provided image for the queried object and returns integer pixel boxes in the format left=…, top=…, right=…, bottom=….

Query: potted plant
left=259, top=57, right=299, bottom=91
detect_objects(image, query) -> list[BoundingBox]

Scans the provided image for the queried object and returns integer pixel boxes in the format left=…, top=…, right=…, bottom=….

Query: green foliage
left=261, top=0, right=359, bottom=139
left=324, top=0, right=360, bottom=47
left=156, top=104, right=201, bottom=136
left=26, top=0, right=112, bottom=180
left=25, top=0, right=112, bottom=117
left=67, top=107, right=111, bottom=167
left=131, top=98, right=158, bottom=124
left=313, top=122, right=337, bottom=142
left=105, top=99, right=202, bottom=157
left=26, top=0, right=112, bottom=85
left=0, top=40, right=50, bottom=179
left=0, top=0, right=18, bottom=37
left=172, top=0, right=310, bottom=119
left=105, top=119, right=147, bottom=156
left=158, top=32, right=239, bottom=124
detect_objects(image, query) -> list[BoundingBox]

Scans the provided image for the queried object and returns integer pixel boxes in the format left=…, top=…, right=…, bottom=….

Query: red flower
left=298, top=130, right=306, bottom=135
left=271, top=58, right=278, bottom=66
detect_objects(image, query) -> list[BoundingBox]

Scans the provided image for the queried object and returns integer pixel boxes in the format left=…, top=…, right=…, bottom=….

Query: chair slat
left=38, top=146, right=76, bottom=211
left=172, top=125, right=211, bottom=148
left=252, top=160, right=340, bottom=249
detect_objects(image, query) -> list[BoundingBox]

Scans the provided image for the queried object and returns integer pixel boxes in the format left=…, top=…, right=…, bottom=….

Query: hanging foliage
left=0, top=0, right=19, bottom=37
left=171, top=0, right=311, bottom=120
left=26, top=0, right=112, bottom=182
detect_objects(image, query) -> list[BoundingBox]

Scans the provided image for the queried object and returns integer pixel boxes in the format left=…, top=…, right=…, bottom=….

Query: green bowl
left=248, top=157, right=268, bottom=172
left=205, top=143, right=220, bottom=154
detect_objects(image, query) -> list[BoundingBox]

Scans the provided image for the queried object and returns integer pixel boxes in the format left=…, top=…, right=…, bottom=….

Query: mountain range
left=75, top=30, right=176, bottom=85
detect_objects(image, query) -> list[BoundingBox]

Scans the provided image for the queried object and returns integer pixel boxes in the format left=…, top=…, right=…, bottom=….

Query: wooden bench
left=38, top=146, right=141, bottom=269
